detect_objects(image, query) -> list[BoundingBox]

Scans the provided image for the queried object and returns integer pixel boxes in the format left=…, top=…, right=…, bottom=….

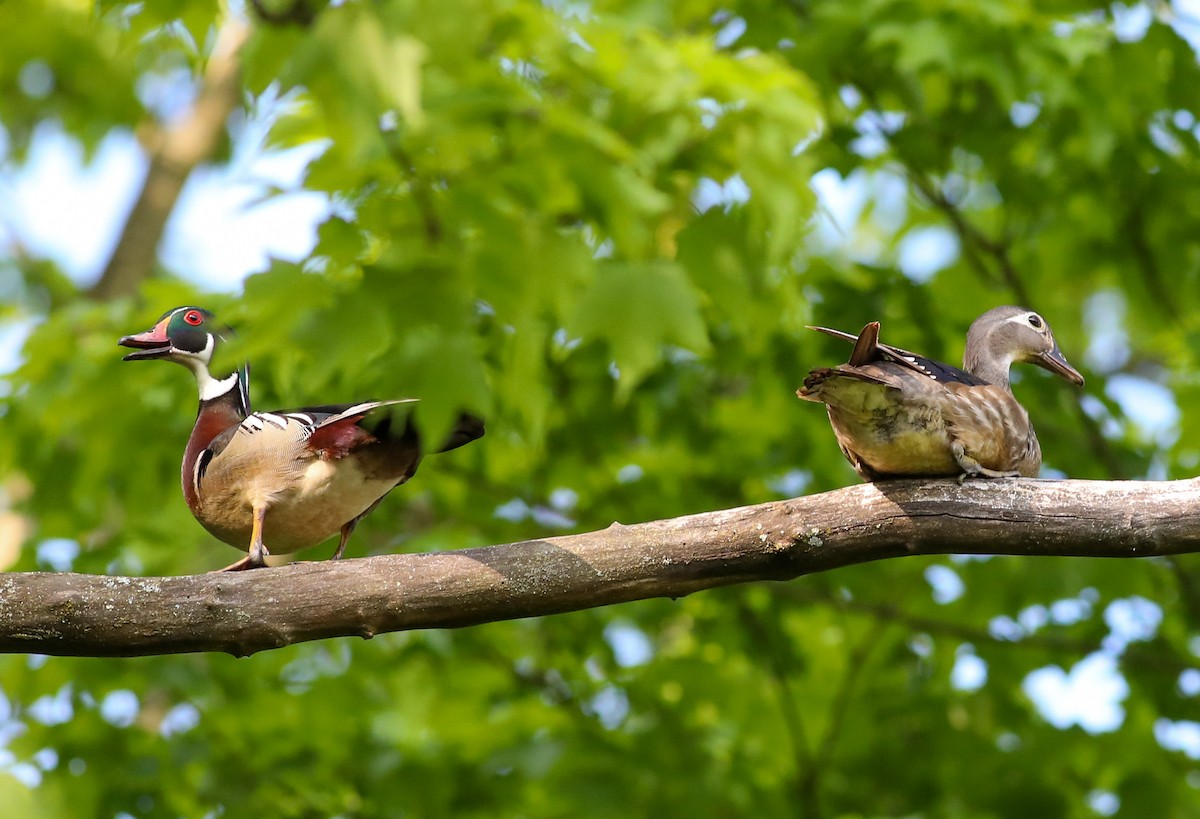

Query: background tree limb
left=87, top=21, right=249, bottom=301
left=2, top=476, right=1198, bottom=659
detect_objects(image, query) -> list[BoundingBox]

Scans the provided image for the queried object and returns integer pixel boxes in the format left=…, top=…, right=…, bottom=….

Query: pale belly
left=828, top=407, right=960, bottom=475
left=828, top=401, right=1039, bottom=478
left=194, top=459, right=400, bottom=554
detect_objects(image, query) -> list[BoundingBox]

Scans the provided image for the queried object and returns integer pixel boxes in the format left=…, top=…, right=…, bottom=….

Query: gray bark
left=1, top=477, right=1196, bottom=657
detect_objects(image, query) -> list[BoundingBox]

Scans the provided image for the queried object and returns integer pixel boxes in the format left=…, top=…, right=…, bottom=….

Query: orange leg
left=216, top=504, right=271, bottom=572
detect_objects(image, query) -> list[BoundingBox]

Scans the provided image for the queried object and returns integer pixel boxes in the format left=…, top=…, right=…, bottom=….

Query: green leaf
left=569, top=261, right=711, bottom=399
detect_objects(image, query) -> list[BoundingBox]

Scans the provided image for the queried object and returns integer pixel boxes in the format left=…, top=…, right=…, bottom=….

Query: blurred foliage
left=3, top=0, right=1200, bottom=816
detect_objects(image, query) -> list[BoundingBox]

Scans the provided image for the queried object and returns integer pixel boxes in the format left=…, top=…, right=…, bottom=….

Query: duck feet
left=213, top=554, right=265, bottom=572
left=952, top=443, right=1022, bottom=482
left=212, top=503, right=272, bottom=571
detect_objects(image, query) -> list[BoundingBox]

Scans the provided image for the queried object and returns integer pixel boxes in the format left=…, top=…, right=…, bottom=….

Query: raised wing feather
left=807, top=324, right=986, bottom=386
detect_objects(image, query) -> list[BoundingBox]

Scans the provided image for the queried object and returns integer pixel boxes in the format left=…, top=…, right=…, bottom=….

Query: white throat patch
left=197, top=369, right=241, bottom=402
left=178, top=335, right=236, bottom=402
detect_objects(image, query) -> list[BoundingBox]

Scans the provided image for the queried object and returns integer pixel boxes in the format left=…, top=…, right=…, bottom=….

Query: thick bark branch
left=2, top=477, right=1198, bottom=658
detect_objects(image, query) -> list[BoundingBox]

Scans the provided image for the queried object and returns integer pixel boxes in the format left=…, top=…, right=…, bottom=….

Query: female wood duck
left=119, top=306, right=484, bottom=570
left=797, top=306, right=1084, bottom=481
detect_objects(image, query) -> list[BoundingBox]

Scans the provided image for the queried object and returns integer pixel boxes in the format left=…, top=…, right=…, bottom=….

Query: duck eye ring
left=183, top=310, right=204, bottom=326
left=1027, top=313, right=1043, bottom=329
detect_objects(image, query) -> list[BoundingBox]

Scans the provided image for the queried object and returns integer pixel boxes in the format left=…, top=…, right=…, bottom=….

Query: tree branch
left=3, top=476, right=1200, bottom=658
left=904, top=169, right=1033, bottom=307
left=734, top=600, right=818, bottom=816
left=1124, top=203, right=1179, bottom=321
left=87, top=20, right=249, bottom=302
left=382, top=133, right=443, bottom=244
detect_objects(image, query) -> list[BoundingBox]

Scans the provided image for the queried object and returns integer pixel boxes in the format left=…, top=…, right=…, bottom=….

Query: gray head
left=963, top=306, right=1085, bottom=390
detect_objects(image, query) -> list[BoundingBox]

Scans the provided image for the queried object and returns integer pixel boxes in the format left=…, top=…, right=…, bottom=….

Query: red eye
left=183, top=310, right=204, bottom=326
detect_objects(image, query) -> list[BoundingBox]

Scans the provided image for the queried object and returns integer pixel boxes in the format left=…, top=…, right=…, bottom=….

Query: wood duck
left=797, top=306, right=1084, bottom=481
left=119, top=306, right=484, bottom=570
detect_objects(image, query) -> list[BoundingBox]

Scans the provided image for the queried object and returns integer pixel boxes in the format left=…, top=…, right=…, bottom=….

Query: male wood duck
left=119, top=306, right=484, bottom=570
left=797, top=306, right=1084, bottom=481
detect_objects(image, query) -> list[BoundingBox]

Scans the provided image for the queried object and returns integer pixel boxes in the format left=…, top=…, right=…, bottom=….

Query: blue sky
left=1, top=122, right=328, bottom=291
